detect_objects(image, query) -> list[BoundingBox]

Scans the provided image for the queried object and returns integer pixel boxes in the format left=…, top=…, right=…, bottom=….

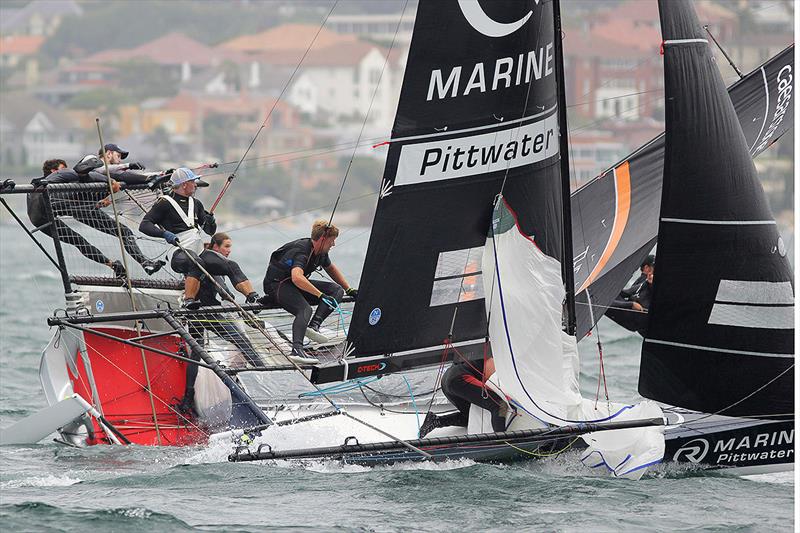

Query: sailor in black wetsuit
left=27, top=158, right=164, bottom=278
left=139, top=167, right=260, bottom=308
left=605, top=254, right=655, bottom=336
left=418, top=356, right=508, bottom=438
left=176, top=232, right=264, bottom=414
left=262, top=220, right=357, bottom=363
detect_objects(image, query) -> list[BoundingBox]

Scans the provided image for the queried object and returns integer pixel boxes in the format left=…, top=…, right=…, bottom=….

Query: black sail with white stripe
left=347, top=0, right=562, bottom=357
left=571, top=44, right=794, bottom=341
left=639, top=0, right=794, bottom=418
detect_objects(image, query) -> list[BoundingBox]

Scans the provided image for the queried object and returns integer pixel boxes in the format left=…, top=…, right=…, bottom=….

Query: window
left=430, top=247, right=485, bottom=307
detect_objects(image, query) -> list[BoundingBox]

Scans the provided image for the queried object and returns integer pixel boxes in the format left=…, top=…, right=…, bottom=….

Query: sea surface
left=0, top=222, right=794, bottom=532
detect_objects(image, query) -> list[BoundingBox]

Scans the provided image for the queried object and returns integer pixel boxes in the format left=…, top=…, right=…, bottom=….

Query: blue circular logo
left=368, top=308, right=381, bottom=325
left=95, top=299, right=105, bottom=313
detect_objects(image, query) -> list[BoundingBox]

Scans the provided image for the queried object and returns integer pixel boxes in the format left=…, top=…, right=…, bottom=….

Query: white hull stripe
left=708, top=303, right=794, bottom=330
left=662, top=38, right=709, bottom=46
left=391, top=104, right=557, bottom=144
left=716, top=280, right=794, bottom=305
left=661, top=218, right=776, bottom=225
left=644, top=338, right=793, bottom=358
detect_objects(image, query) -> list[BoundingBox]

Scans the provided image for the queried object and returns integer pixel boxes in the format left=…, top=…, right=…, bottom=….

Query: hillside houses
left=0, top=93, right=83, bottom=169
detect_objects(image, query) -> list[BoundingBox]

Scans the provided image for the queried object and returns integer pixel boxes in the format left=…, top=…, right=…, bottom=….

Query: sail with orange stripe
left=570, top=44, right=794, bottom=339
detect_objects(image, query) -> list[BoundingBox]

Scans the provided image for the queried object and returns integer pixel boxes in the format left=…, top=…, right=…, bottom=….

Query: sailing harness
left=161, top=195, right=205, bottom=255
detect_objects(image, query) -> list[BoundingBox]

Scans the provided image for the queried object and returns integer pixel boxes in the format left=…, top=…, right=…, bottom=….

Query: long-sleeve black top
left=139, top=193, right=216, bottom=237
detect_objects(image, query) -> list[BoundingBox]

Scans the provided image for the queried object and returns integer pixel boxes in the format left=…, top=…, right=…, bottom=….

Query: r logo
left=673, top=438, right=710, bottom=463
left=457, top=0, right=537, bottom=38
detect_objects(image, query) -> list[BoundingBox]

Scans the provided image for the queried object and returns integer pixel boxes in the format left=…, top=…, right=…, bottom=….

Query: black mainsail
left=571, top=44, right=794, bottom=339
left=347, top=0, right=564, bottom=358
left=638, top=0, right=794, bottom=418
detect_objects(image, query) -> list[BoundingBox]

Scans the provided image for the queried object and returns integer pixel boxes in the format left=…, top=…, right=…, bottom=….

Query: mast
left=553, top=0, right=576, bottom=335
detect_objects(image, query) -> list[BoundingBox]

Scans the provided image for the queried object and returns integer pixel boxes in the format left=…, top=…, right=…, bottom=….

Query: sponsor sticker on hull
left=670, top=426, right=794, bottom=467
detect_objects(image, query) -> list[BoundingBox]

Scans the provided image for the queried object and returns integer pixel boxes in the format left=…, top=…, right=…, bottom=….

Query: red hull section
left=67, top=327, right=208, bottom=446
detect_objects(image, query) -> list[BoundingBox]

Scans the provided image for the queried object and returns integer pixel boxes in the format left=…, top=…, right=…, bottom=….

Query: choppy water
left=0, top=223, right=794, bottom=531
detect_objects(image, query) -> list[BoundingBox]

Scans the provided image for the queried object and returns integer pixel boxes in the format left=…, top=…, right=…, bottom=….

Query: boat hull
left=663, top=409, right=793, bottom=473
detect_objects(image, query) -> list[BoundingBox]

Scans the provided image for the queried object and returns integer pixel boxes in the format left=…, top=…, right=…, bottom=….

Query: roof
left=566, top=31, right=649, bottom=59
left=0, top=35, right=45, bottom=56
left=61, top=63, right=117, bottom=73
left=254, top=40, right=387, bottom=67
left=0, top=0, right=82, bottom=32
left=219, top=24, right=356, bottom=54
left=590, top=18, right=661, bottom=52
left=0, top=92, right=76, bottom=131
left=162, top=91, right=287, bottom=118
left=85, top=32, right=239, bottom=67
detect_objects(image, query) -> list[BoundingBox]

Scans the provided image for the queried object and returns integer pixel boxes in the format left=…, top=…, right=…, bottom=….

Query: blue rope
left=403, top=375, right=421, bottom=437
left=299, top=376, right=379, bottom=398
left=321, top=296, right=351, bottom=337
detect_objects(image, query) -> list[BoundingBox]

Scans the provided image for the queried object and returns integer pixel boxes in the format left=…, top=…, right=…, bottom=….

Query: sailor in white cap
left=140, top=168, right=261, bottom=308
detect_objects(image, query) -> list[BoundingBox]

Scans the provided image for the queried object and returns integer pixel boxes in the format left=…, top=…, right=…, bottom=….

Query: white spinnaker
left=482, top=204, right=582, bottom=424
left=482, top=197, right=665, bottom=479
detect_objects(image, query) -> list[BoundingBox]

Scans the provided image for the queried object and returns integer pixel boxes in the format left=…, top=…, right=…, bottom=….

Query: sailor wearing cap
left=605, top=253, right=655, bottom=336
left=139, top=167, right=216, bottom=307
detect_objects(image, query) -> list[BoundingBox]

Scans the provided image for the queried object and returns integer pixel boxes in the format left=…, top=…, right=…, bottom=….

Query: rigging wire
left=209, top=0, right=340, bottom=214
left=97, top=118, right=163, bottom=444
left=326, top=0, right=408, bottom=227
left=170, top=239, right=432, bottom=457
left=57, top=326, right=211, bottom=440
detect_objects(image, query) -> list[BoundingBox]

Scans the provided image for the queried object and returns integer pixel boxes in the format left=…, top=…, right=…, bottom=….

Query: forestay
left=639, top=0, right=794, bottom=418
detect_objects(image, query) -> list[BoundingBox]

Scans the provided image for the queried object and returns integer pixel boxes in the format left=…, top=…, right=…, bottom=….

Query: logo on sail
left=396, top=113, right=558, bottom=186
left=457, top=0, right=537, bottom=38
left=369, top=307, right=382, bottom=325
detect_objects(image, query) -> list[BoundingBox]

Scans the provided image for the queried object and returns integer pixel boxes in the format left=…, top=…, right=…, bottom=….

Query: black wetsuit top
left=263, top=238, right=331, bottom=284
left=139, top=193, right=216, bottom=237
left=606, top=275, right=653, bottom=335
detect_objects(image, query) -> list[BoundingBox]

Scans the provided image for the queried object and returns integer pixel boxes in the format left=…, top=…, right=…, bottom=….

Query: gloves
left=0, top=179, right=15, bottom=192
left=127, top=162, right=146, bottom=170
left=204, top=212, right=216, bottom=225
left=163, top=230, right=180, bottom=246
left=346, top=287, right=358, bottom=299
left=320, top=295, right=337, bottom=310
left=147, top=173, right=171, bottom=191
left=245, top=291, right=261, bottom=304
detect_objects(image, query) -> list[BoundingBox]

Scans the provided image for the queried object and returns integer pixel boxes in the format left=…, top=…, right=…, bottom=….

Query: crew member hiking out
left=261, top=220, right=357, bottom=364
left=139, top=167, right=242, bottom=308
left=176, top=232, right=264, bottom=415
left=418, top=355, right=509, bottom=438
left=28, top=158, right=164, bottom=278
left=605, top=254, right=655, bottom=336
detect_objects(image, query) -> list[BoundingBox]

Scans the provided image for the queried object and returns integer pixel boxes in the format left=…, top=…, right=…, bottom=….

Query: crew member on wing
left=29, top=158, right=165, bottom=278
left=260, top=220, right=357, bottom=364
left=139, top=168, right=259, bottom=308
left=605, top=254, right=655, bottom=336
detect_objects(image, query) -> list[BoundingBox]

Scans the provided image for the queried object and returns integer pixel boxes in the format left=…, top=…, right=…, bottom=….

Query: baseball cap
left=641, top=254, right=655, bottom=268
left=104, top=143, right=129, bottom=159
left=170, top=167, right=209, bottom=187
